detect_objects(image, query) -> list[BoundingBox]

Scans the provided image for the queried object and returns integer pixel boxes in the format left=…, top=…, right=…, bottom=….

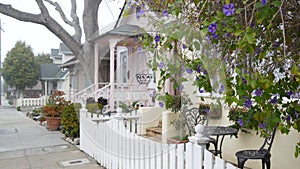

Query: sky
left=0, top=0, right=124, bottom=62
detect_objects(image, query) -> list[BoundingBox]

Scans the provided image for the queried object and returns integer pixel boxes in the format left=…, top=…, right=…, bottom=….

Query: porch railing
left=80, top=108, right=239, bottom=169
left=73, top=82, right=152, bottom=111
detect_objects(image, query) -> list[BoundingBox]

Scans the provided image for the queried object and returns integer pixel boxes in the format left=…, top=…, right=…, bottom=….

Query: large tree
left=35, top=53, right=53, bottom=64
left=0, top=0, right=102, bottom=84
left=2, top=41, right=39, bottom=98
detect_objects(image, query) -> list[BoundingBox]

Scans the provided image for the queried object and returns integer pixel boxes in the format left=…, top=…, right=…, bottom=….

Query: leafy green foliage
left=140, top=0, right=300, bottom=157
left=2, top=41, right=39, bottom=91
left=61, top=103, right=80, bottom=139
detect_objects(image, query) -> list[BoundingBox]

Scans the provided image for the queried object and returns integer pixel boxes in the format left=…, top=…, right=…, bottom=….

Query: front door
left=117, top=46, right=129, bottom=83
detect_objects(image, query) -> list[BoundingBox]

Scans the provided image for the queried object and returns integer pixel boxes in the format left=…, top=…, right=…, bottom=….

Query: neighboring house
left=39, top=63, right=69, bottom=97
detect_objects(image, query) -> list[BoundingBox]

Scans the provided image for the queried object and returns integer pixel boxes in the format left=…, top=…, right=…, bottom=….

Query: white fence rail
left=16, top=98, right=46, bottom=107
left=80, top=109, right=238, bottom=169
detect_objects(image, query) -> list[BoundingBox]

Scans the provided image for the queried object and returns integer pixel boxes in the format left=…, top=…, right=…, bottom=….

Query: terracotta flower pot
left=45, top=117, right=61, bottom=131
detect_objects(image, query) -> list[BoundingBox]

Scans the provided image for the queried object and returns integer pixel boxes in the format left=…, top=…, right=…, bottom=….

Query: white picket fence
left=16, top=97, right=46, bottom=107
left=80, top=109, right=239, bottom=169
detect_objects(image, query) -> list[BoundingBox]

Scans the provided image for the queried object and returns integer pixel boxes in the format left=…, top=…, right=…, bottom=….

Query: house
left=76, top=1, right=300, bottom=169
left=37, top=43, right=75, bottom=101
left=70, top=0, right=156, bottom=110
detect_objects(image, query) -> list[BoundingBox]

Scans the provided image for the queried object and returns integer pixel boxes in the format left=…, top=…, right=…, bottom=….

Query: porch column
left=44, top=81, right=48, bottom=104
left=94, top=43, right=99, bottom=95
left=109, top=39, right=118, bottom=110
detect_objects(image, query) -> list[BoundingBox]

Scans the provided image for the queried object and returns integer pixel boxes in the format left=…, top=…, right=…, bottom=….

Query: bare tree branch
left=44, top=0, right=82, bottom=42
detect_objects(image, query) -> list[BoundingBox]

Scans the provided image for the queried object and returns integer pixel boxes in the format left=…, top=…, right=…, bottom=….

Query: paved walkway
left=0, top=98, right=104, bottom=169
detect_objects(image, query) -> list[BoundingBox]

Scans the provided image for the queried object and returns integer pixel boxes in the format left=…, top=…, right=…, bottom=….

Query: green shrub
left=86, top=103, right=98, bottom=113
left=61, top=103, right=79, bottom=139
left=73, top=103, right=82, bottom=112
left=16, top=106, right=21, bottom=111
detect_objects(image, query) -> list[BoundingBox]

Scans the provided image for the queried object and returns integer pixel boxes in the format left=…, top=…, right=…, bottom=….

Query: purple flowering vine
left=262, top=0, right=268, bottom=6
left=155, top=35, right=160, bottom=43
left=176, top=84, right=184, bottom=92
left=186, top=68, right=193, bottom=74
left=219, top=84, right=225, bottom=93
left=150, top=90, right=156, bottom=97
left=254, top=88, right=263, bottom=96
left=237, top=119, right=244, bottom=127
left=223, top=3, right=235, bottom=16
left=199, top=89, right=206, bottom=93
left=242, top=77, right=247, bottom=84
left=244, top=99, right=252, bottom=108
left=159, top=101, right=164, bottom=108
left=197, top=64, right=202, bottom=73
left=162, top=10, right=169, bottom=17
left=159, top=62, right=165, bottom=69
left=208, top=23, right=217, bottom=34
left=270, top=97, right=277, bottom=104
left=212, top=33, right=218, bottom=39
left=259, top=123, right=267, bottom=129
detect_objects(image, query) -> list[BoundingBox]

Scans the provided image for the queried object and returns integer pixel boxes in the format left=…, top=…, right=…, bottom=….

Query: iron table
left=203, top=126, right=238, bottom=158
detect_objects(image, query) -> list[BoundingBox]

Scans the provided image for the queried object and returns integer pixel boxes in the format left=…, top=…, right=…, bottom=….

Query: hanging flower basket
left=136, top=73, right=153, bottom=84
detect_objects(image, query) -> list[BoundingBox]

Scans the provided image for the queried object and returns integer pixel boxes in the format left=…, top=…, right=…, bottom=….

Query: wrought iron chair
left=182, top=107, right=217, bottom=153
left=235, top=127, right=277, bottom=169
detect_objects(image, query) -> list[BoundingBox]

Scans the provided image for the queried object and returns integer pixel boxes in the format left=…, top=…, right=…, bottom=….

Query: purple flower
left=254, top=88, right=263, bottom=96
left=159, top=101, right=164, bottom=108
left=244, top=99, right=252, bottom=108
left=255, top=47, right=261, bottom=55
left=223, top=3, right=235, bottom=16
left=250, top=22, right=255, bottom=28
left=186, top=68, right=193, bottom=74
left=242, top=77, right=247, bottom=84
left=196, top=76, right=200, bottom=80
left=159, top=62, right=165, bottom=69
left=270, top=97, right=277, bottom=104
left=182, top=44, right=187, bottom=49
left=150, top=90, right=156, bottom=97
left=155, top=35, right=160, bottom=43
left=237, top=119, right=244, bottom=127
left=262, top=0, right=268, bottom=6
left=259, top=123, right=267, bottom=129
left=162, top=10, right=169, bottom=17
left=138, top=47, right=143, bottom=54
left=199, top=89, right=206, bottom=93
left=212, top=33, right=218, bottom=39
left=203, top=69, right=207, bottom=75
left=208, top=23, right=217, bottom=34
left=206, top=35, right=211, bottom=41
left=294, top=111, right=299, bottom=119
left=205, top=108, right=210, bottom=114
left=286, top=115, right=291, bottom=122
left=176, top=84, right=184, bottom=92
left=219, top=84, right=225, bottom=93
left=287, top=91, right=293, bottom=96
left=197, top=64, right=202, bottom=73
left=136, top=9, right=145, bottom=19
left=225, top=32, right=231, bottom=38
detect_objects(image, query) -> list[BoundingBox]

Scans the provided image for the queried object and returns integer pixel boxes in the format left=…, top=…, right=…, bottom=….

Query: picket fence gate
left=80, top=109, right=239, bottom=169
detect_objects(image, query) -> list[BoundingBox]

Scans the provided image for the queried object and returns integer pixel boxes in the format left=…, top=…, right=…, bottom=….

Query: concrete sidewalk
left=0, top=98, right=104, bottom=169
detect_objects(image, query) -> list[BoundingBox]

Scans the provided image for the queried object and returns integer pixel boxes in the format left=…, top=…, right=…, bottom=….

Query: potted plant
left=97, top=97, right=108, bottom=116
left=42, top=91, right=69, bottom=131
